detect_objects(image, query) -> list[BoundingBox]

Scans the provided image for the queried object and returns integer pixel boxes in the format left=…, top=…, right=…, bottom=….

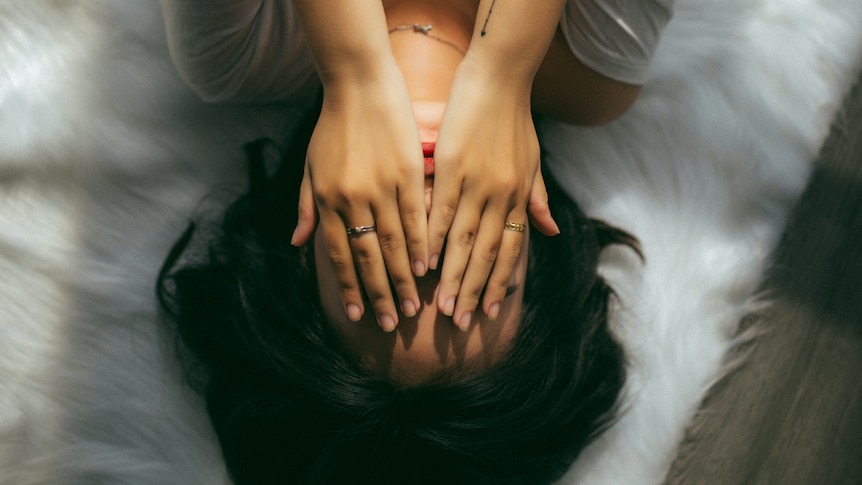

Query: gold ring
left=504, top=221, right=525, bottom=233
left=346, top=225, right=377, bottom=236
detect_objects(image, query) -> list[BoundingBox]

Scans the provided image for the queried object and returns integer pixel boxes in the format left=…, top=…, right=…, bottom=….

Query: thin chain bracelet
left=387, top=23, right=466, bottom=56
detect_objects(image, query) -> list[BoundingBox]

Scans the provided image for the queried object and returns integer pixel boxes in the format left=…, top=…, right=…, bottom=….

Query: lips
left=422, top=142, right=435, bottom=175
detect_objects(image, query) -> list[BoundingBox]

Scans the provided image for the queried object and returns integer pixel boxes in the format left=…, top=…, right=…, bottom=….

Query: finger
left=482, top=210, right=527, bottom=321
left=435, top=200, right=481, bottom=319
left=345, top=214, right=400, bottom=332
left=319, top=211, right=365, bottom=323
left=452, top=208, right=509, bottom=331
left=427, top=176, right=461, bottom=271
left=398, top=177, right=429, bottom=277
left=374, top=204, right=420, bottom=319
left=527, top=169, right=560, bottom=236
left=424, top=182, right=433, bottom=214
left=291, top=163, right=319, bottom=246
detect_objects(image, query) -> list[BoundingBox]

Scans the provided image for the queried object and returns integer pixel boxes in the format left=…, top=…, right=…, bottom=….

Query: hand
left=429, top=61, right=558, bottom=330
left=527, top=169, right=560, bottom=237
left=291, top=68, right=427, bottom=332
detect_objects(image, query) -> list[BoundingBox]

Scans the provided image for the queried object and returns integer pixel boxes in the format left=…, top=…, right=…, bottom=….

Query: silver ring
left=346, top=225, right=377, bottom=236
left=504, top=221, right=525, bottom=233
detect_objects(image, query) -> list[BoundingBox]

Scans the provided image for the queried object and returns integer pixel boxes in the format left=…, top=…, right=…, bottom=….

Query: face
left=313, top=6, right=527, bottom=386
left=314, top=225, right=527, bottom=386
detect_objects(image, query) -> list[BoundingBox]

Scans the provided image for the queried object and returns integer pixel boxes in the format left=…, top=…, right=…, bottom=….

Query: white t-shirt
left=161, top=0, right=674, bottom=103
left=561, top=0, right=675, bottom=85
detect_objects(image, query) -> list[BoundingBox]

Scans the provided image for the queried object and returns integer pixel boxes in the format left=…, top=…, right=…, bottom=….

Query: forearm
left=533, top=0, right=676, bottom=125
left=463, top=0, right=567, bottom=94
left=291, top=0, right=397, bottom=91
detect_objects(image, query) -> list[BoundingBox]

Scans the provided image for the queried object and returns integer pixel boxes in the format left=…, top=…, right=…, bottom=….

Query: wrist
left=451, top=57, right=533, bottom=107
left=320, top=62, right=412, bottom=112
left=463, top=0, right=565, bottom=87
left=317, top=54, right=400, bottom=92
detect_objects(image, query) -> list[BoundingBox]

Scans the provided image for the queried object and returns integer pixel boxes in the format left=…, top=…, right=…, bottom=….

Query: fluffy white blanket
left=0, top=1, right=859, bottom=483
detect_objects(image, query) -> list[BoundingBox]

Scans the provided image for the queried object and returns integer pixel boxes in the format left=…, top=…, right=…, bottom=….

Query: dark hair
left=157, top=105, right=639, bottom=484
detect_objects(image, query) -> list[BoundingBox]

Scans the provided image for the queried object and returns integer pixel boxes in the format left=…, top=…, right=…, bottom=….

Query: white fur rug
left=1, top=1, right=860, bottom=483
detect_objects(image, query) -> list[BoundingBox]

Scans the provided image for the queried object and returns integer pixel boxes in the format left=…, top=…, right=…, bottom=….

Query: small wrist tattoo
left=480, top=0, right=498, bottom=37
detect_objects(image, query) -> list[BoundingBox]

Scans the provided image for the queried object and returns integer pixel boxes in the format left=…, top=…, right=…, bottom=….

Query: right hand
left=291, top=67, right=427, bottom=332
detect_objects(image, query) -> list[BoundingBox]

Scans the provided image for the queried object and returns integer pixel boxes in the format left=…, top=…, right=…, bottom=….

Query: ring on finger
left=346, top=225, right=377, bottom=236
left=504, top=221, right=525, bottom=233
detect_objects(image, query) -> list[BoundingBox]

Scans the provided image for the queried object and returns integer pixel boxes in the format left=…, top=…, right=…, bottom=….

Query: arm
left=290, top=0, right=428, bottom=331
left=532, top=26, right=641, bottom=125
left=534, top=0, right=677, bottom=124
left=429, top=0, right=567, bottom=328
left=432, top=0, right=674, bottom=326
left=162, top=0, right=428, bottom=331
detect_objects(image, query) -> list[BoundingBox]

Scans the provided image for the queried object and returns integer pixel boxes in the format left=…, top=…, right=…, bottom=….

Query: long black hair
left=157, top=103, right=640, bottom=484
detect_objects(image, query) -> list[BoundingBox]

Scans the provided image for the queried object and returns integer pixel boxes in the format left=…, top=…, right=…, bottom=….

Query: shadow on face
left=314, top=208, right=528, bottom=386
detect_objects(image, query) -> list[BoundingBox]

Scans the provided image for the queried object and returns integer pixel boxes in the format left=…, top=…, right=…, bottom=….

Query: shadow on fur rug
left=1, top=1, right=860, bottom=483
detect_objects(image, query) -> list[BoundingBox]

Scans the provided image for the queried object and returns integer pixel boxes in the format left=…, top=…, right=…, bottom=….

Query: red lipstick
left=422, top=142, right=435, bottom=175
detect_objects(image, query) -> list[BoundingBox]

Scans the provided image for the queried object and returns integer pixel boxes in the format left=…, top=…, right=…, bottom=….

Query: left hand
left=429, top=60, right=557, bottom=330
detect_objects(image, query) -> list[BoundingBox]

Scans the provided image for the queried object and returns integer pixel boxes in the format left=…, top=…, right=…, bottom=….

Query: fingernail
left=429, top=253, right=440, bottom=270
left=402, top=299, right=417, bottom=318
left=553, top=221, right=561, bottom=235
left=346, top=304, right=362, bottom=322
left=487, top=302, right=501, bottom=321
left=413, top=259, right=426, bottom=277
left=442, top=296, right=455, bottom=316
left=458, top=312, right=472, bottom=331
left=290, top=228, right=299, bottom=246
left=379, top=314, right=397, bottom=332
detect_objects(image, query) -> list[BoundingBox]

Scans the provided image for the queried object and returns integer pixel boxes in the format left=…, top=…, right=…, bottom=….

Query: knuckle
left=365, top=288, right=393, bottom=308
left=497, top=173, right=521, bottom=194
left=440, top=268, right=465, bottom=288
left=351, top=246, right=376, bottom=272
left=339, top=287, right=361, bottom=301
left=377, top=231, right=403, bottom=255
left=400, top=204, right=424, bottom=227
left=338, top=182, right=368, bottom=202
left=479, top=244, right=500, bottom=266
left=406, top=232, right=426, bottom=250
left=313, top=180, right=341, bottom=202
left=395, top=161, right=418, bottom=178
left=327, top=247, right=352, bottom=272
left=456, top=229, right=477, bottom=250
left=457, top=290, right=481, bottom=310
left=391, top=278, right=414, bottom=298
left=503, top=239, right=524, bottom=265
left=437, top=203, right=458, bottom=226
left=486, top=279, right=509, bottom=299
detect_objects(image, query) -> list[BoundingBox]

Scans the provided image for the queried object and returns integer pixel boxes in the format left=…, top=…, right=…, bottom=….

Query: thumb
left=291, top=162, right=319, bottom=246
left=527, top=169, right=560, bottom=236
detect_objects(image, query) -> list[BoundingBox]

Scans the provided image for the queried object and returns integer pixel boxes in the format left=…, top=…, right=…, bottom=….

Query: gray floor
left=665, top=72, right=862, bottom=483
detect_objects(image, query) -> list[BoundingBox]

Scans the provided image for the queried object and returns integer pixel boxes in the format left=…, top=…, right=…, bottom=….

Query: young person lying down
left=158, top=0, right=665, bottom=482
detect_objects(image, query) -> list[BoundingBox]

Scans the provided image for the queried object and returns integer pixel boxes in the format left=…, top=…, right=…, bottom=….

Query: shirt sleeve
left=560, top=0, right=675, bottom=85
left=160, top=0, right=317, bottom=102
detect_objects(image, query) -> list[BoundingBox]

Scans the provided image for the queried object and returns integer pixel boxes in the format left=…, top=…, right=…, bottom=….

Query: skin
left=290, top=0, right=560, bottom=334
left=313, top=0, right=633, bottom=385
left=160, top=0, right=641, bottom=332
left=314, top=194, right=528, bottom=386
left=159, top=0, right=641, bottom=382
left=290, top=0, right=641, bottom=334
left=313, top=4, right=532, bottom=384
